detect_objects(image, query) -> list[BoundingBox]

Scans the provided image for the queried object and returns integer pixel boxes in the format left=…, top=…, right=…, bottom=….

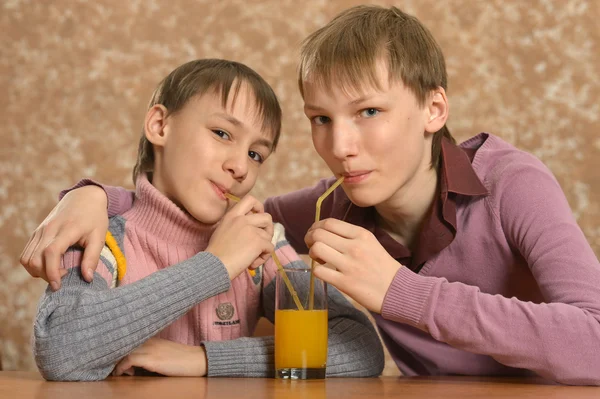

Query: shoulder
left=464, top=133, right=560, bottom=199
left=464, top=134, right=570, bottom=228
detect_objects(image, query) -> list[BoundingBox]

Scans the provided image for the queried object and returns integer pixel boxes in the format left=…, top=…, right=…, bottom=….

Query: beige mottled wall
left=1, top=0, right=598, bottom=374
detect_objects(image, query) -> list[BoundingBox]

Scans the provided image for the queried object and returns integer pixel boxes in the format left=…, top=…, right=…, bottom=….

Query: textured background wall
left=1, top=0, right=598, bottom=375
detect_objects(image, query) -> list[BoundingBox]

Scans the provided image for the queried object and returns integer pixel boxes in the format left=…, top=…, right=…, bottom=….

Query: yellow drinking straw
left=225, top=193, right=304, bottom=310
left=308, top=176, right=345, bottom=310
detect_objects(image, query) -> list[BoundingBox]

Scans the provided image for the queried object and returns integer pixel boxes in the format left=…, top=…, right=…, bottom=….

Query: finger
left=244, top=195, right=265, bottom=214
left=80, top=231, right=105, bottom=282
left=310, top=218, right=364, bottom=239
left=243, top=213, right=274, bottom=230
left=114, top=356, right=131, bottom=376
left=264, top=217, right=274, bottom=241
left=305, top=226, right=351, bottom=253
left=43, top=228, right=86, bottom=290
left=250, top=258, right=265, bottom=269
left=114, top=364, right=135, bottom=376
left=309, top=241, right=345, bottom=270
left=312, top=264, right=344, bottom=288
left=114, top=355, right=138, bottom=376
left=19, top=231, right=42, bottom=276
left=230, top=195, right=265, bottom=216
left=258, top=251, right=273, bottom=264
left=256, top=231, right=276, bottom=255
left=27, top=227, right=57, bottom=281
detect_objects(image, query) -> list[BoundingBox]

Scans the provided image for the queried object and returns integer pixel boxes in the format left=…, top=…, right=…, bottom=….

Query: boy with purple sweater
left=22, top=6, right=600, bottom=385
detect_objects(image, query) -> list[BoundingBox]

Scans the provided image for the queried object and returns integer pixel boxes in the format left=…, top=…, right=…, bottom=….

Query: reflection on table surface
left=1, top=372, right=599, bottom=399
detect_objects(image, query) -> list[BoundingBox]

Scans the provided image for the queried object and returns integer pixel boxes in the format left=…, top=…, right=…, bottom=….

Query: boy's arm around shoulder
left=202, top=223, right=385, bottom=378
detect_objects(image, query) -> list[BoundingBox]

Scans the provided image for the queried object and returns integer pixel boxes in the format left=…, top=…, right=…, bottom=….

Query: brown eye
left=249, top=151, right=263, bottom=163
left=212, top=129, right=231, bottom=140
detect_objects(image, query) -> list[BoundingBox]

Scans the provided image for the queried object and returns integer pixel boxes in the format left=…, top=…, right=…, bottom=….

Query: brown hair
left=133, top=59, right=282, bottom=183
left=298, top=5, right=455, bottom=170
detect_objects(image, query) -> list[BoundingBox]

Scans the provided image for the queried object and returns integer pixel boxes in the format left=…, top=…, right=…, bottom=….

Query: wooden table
left=1, top=372, right=598, bottom=398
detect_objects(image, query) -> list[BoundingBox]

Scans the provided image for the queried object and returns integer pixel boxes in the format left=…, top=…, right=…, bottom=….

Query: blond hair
left=298, top=5, right=455, bottom=170
left=133, top=59, right=282, bottom=184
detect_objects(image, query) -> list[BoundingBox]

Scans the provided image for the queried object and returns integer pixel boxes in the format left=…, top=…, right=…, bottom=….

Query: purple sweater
left=86, top=133, right=600, bottom=385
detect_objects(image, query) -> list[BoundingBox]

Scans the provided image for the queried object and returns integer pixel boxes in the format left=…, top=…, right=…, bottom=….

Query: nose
left=223, top=151, right=248, bottom=182
left=331, top=120, right=359, bottom=160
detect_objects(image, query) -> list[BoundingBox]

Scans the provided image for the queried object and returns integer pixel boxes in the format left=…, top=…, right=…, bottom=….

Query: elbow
left=34, top=337, right=110, bottom=381
left=354, top=331, right=385, bottom=377
left=33, top=321, right=111, bottom=381
left=535, top=352, right=600, bottom=386
left=363, top=338, right=386, bottom=377
left=35, top=354, right=111, bottom=382
left=327, top=330, right=386, bottom=377
left=544, top=369, right=600, bottom=386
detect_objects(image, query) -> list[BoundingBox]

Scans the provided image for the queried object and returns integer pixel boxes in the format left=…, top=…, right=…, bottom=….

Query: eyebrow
left=212, top=112, right=243, bottom=127
left=256, top=138, right=274, bottom=152
left=212, top=112, right=274, bottom=151
left=349, top=95, right=376, bottom=106
left=304, top=95, right=377, bottom=112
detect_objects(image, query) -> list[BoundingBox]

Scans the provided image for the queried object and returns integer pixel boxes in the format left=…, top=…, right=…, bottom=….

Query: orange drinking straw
left=308, top=176, right=345, bottom=310
left=225, top=193, right=304, bottom=310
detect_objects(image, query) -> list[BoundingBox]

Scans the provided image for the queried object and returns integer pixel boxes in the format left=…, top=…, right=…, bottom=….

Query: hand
left=19, top=185, right=108, bottom=290
left=305, top=218, right=402, bottom=313
left=113, top=338, right=207, bottom=377
left=206, top=195, right=274, bottom=280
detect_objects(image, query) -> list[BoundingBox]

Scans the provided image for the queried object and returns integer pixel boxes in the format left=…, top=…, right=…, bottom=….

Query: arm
left=35, top=195, right=274, bottom=381
left=202, top=224, right=385, bottom=377
left=34, top=248, right=230, bottom=381
left=381, top=160, right=600, bottom=385
left=58, top=178, right=135, bottom=217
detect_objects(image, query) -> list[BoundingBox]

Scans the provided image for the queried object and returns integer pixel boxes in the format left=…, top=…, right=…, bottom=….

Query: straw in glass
left=308, top=176, right=344, bottom=310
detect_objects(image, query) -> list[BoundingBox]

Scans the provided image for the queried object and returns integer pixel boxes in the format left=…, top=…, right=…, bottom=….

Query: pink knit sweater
left=63, top=175, right=280, bottom=344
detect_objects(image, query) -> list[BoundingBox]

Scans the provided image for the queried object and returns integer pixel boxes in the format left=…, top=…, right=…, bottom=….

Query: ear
left=424, top=87, right=449, bottom=134
left=144, top=104, right=170, bottom=148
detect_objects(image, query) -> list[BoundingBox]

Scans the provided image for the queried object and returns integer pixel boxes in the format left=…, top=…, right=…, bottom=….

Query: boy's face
left=302, top=60, right=438, bottom=209
left=150, top=85, right=273, bottom=224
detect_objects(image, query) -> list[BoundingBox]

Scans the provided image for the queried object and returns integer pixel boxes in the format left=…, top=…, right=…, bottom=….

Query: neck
left=375, top=163, right=438, bottom=249
left=124, top=174, right=217, bottom=246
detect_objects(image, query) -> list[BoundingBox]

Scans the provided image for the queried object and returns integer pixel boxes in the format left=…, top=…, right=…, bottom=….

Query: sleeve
left=202, top=224, right=385, bottom=378
left=33, top=249, right=231, bottom=381
left=59, top=178, right=135, bottom=217
left=380, top=157, right=600, bottom=385
left=264, top=177, right=343, bottom=254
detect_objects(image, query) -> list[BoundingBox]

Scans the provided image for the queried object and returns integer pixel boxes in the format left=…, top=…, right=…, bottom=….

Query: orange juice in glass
left=275, top=268, right=328, bottom=379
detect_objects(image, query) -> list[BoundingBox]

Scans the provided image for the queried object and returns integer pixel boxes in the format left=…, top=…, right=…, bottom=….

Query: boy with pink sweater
left=31, top=59, right=384, bottom=381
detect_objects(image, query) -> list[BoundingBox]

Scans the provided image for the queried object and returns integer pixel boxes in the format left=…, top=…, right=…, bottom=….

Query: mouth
left=210, top=181, right=230, bottom=200
left=341, top=170, right=371, bottom=184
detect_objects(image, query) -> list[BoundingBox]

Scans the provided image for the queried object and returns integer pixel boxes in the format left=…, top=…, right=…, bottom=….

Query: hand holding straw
left=308, top=176, right=345, bottom=310
left=224, top=193, right=304, bottom=310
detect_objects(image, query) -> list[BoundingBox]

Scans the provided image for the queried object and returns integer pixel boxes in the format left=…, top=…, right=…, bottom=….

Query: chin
left=344, top=190, right=383, bottom=208
left=187, top=205, right=226, bottom=225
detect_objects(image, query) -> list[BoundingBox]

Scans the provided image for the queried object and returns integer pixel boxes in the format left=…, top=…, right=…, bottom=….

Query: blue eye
left=213, top=129, right=230, bottom=140
left=312, top=116, right=331, bottom=126
left=249, top=151, right=263, bottom=163
left=360, top=108, right=379, bottom=118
